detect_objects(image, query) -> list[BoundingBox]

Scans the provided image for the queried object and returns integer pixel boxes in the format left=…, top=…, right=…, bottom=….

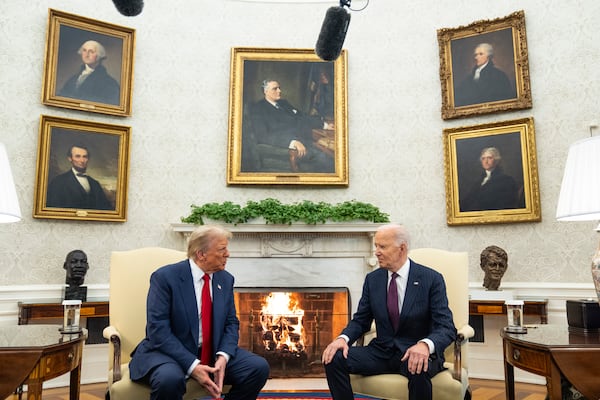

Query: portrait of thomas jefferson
left=456, top=133, right=525, bottom=213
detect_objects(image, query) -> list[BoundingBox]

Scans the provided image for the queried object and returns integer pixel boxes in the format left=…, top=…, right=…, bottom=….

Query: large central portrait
left=227, top=47, right=348, bottom=186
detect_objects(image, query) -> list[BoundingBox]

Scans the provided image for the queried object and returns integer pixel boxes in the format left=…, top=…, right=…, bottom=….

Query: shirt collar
left=389, top=258, right=410, bottom=280
left=189, top=258, right=211, bottom=282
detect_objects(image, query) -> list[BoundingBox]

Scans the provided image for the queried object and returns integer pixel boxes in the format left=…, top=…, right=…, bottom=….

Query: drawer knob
left=68, top=352, right=74, bottom=361
left=512, top=349, right=520, bottom=361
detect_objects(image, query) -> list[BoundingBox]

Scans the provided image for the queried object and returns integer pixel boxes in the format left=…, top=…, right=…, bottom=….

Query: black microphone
left=315, top=6, right=351, bottom=61
left=112, top=0, right=144, bottom=16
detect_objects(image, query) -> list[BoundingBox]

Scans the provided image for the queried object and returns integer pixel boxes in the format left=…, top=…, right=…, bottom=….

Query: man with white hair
left=58, top=39, right=120, bottom=105
left=454, top=42, right=516, bottom=107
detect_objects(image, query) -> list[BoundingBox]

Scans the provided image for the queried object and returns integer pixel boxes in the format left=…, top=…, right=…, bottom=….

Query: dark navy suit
left=325, top=261, right=456, bottom=400
left=58, top=64, right=120, bottom=105
left=46, top=170, right=112, bottom=210
left=129, top=260, right=269, bottom=400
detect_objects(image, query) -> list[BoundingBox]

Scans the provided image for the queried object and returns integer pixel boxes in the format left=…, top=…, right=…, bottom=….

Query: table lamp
left=0, top=142, right=21, bottom=223
left=556, top=135, right=600, bottom=332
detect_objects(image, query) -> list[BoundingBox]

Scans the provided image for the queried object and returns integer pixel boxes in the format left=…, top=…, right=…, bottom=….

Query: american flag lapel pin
left=217, top=284, right=222, bottom=290
left=413, top=281, right=419, bottom=286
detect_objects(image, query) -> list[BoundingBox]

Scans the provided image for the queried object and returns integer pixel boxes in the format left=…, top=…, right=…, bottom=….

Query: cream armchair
left=349, top=248, right=474, bottom=400
left=103, top=247, right=229, bottom=399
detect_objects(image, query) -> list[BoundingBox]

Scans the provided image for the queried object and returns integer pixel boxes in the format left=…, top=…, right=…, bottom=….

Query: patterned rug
left=256, top=391, right=378, bottom=399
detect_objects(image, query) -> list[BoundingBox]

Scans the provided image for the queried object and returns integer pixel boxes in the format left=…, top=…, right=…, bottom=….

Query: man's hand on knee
left=322, top=337, right=349, bottom=364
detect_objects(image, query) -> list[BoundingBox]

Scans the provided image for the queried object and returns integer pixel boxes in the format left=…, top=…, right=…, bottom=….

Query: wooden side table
left=501, top=324, right=600, bottom=400
left=18, top=301, right=109, bottom=325
left=0, top=325, right=87, bottom=400
left=470, top=299, right=548, bottom=323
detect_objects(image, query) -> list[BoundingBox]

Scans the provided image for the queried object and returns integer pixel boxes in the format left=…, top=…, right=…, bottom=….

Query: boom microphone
left=315, top=5, right=351, bottom=61
left=112, top=0, right=144, bottom=16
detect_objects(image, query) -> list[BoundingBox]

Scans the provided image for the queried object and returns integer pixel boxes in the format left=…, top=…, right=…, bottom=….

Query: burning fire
left=260, top=292, right=305, bottom=354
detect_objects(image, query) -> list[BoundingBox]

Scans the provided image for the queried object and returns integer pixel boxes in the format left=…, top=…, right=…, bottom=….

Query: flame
left=260, top=292, right=305, bottom=353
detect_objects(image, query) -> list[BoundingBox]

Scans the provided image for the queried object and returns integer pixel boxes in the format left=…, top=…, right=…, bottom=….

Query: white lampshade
left=0, top=142, right=21, bottom=223
left=556, top=136, right=600, bottom=222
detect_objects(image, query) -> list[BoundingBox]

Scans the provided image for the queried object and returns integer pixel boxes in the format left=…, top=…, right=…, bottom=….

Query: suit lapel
left=400, top=261, right=421, bottom=321
left=177, top=262, right=200, bottom=345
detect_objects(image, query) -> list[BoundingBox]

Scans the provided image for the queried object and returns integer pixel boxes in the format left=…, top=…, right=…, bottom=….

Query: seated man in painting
left=244, top=79, right=334, bottom=173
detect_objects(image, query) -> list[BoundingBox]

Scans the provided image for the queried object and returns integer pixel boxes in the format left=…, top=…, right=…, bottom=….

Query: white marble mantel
left=171, top=223, right=381, bottom=311
left=171, top=222, right=380, bottom=264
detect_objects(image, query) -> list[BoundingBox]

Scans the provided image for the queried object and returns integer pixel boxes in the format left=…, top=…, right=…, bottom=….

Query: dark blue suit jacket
left=342, top=261, right=456, bottom=361
left=129, top=260, right=239, bottom=380
left=46, top=170, right=112, bottom=210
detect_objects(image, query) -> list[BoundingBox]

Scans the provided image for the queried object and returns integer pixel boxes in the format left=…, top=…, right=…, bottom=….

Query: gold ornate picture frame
left=42, top=9, right=135, bottom=117
left=33, top=115, right=131, bottom=222
left=443, top=117, right=541, bottom=226
left=437, top=10, right=532, bottom=120
left=227, top=47, right=348, bottom=185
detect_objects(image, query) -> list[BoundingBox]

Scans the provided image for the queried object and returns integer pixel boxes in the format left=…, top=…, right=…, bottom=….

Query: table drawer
left=40, top=343, right=81, bottom=380
left=505, top=341, right=549, bottom=376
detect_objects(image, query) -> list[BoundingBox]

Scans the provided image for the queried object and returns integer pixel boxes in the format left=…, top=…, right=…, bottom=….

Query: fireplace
left=235, top=287, right=349, bottom=378
left=172, top=223, right=379, bottom=377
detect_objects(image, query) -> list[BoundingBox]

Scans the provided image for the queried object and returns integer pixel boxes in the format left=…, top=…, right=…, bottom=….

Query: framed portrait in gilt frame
left=437, top=10, right=532, bottom=120
left=33, top=115, right=131, bottom=222
left=443, top=117, right=540, bottom=226
left=227, top=47, right=348, bottom=186
left=42, top=9, right=135, bottom=117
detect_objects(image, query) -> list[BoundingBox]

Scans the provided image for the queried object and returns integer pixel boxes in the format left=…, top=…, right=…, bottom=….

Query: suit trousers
left=325, top=343, right=444, bottom=400
left=141, top=348, right=269, bottom=400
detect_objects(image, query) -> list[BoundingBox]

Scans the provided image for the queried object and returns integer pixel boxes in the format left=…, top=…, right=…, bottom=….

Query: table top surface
left=0, top=325, right=87, bottom=349
left=500, top=324, right=600, bottom=347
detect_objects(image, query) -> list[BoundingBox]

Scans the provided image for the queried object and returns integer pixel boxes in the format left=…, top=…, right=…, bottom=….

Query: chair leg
left=464, top=385, right=472, bottom=400
left=105, top=389, right=111, bottom=400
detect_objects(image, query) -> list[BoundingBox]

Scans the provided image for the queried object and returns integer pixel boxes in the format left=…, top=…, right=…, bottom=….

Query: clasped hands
left=321, top=337, right=430, bottom=375
left=190, top=355, right=226, bottom=399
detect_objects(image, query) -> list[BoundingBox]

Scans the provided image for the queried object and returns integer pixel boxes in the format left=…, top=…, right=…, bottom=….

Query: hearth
left=234, top=287, right=350, bottom=378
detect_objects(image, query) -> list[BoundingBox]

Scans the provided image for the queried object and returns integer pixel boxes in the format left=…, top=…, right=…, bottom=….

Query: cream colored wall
left=1, top=0, right=599, bottom=288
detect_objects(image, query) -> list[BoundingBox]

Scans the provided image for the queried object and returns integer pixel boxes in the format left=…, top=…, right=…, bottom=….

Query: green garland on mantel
left=181, top=198, right=390, bottom=225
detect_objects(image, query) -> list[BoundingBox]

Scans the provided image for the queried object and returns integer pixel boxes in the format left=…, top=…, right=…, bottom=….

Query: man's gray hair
left=78, top=40, right=107, bottom=60
left=480, top=147, right=501, bottom=161
left=261, top=79, right=278, bottom=92
left=475, top=43, right=494, bottom=58
left=377, top=223, right=411, bottom=249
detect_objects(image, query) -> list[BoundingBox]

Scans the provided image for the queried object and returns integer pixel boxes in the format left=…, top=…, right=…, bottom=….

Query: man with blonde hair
left=129, top=225, right=269, bottom=400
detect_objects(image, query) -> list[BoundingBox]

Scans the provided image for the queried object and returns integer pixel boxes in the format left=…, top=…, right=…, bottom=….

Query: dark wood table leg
left=503, top=343, right=515, bottom=400
left=69, top=363, right=82, bottom=400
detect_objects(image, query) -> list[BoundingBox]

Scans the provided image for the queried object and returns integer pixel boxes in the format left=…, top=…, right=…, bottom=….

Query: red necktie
left=201, top=274, right=213, bottom=365
left=387, top=272, right=400, bottom=332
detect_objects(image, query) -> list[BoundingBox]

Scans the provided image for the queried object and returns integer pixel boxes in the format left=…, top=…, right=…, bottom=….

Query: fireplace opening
left=234, top=287, right=350, bottom=378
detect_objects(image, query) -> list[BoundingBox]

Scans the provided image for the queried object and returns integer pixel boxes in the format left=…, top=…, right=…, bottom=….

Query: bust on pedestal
left=63, top=250, right=89, bottom=302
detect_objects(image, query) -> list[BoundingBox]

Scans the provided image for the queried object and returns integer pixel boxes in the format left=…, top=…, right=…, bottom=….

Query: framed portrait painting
left=437, top=10, right=532, bottom=120
left=227, top=47, right=348, bottom=185
left=443, top=117, right=541, bottom=226
left=33, top=115, right=131, bottom=222
left=42, top=9, right=135, bottom=117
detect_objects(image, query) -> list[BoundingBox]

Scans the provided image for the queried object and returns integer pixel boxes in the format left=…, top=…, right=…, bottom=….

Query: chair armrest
left=452, top=324, right=474, bottom=381
left=457, top=324, right=475, bottom=341
left=103, top=325, right=123, bottom=382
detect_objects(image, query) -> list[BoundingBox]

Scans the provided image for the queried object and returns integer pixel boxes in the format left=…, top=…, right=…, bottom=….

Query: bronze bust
left=480, top=245, right=508, bottom=291
left=63, top=249, right=89, bottom=301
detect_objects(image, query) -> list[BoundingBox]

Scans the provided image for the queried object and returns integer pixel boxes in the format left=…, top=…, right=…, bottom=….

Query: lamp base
left=566, top=299, right=600, bottom=335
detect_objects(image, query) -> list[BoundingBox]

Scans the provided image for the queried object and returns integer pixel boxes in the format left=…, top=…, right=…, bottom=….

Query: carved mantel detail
left=171, top=223, right=379, bottom=267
